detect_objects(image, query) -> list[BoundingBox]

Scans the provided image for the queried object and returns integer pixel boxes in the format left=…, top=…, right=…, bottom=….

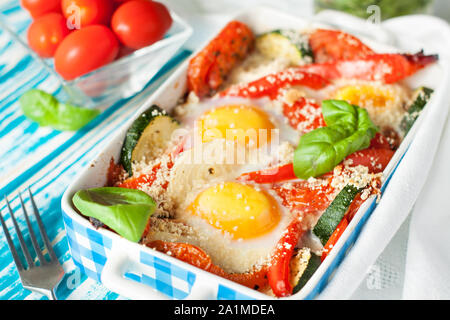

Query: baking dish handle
left=101, top=244, right=215, bottom=300
left=101, top=248, right=169, bottom=300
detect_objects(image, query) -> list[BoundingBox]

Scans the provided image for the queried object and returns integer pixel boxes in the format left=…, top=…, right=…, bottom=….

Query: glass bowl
left=0, top=0, right=192, bottom=107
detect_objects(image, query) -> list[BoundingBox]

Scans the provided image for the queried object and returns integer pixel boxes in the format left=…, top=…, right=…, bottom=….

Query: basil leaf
left=294, top=100, right=378, bottom=179
left=322, top=98, right=359, bottom=128
left=20, top=89, right=100, bottom=131
left=72, top=187, right=156, bottom=242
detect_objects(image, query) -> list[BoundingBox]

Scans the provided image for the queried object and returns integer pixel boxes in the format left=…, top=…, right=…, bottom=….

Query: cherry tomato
left=27, top=13, right=70, bottom=58
left=61, top=0, right=114, bottom=28
left=152, top=1, right=173, bottom=32
left=54, top=25, right=119, bottom=80
left=117, top=45, right=136, bottom=59
left=111, top=0, right=172, bottom=50
left=112, top=0, right=130, bottom=10
left=21, top=0, right=61, bottom=18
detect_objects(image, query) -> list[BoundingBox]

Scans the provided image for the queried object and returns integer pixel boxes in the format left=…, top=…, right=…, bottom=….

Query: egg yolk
left=334, top=84, right=395, bottom=108
left=199, top=104, right=275, bottom=148
left=188, top=182, right=281, bottom=240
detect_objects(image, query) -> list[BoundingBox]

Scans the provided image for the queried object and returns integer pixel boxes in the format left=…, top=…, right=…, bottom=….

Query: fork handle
left=48, top=290, right=57, bottom=300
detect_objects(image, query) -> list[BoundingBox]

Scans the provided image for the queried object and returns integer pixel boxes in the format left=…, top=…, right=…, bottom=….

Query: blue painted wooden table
left=0, top=0, right=191, bottom=300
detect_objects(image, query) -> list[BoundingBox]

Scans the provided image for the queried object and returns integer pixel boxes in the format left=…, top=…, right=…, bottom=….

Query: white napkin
left=394, top=18, right=450, bottom=300
left=318, top=15, right=450, bottom=299
left=403, top=108, right=450, bottom=299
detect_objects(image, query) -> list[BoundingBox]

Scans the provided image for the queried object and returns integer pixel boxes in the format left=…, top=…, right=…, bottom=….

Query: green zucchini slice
left=313, top=184, right=360, bottom=245
left=292, top=252, right=321, bottom=294
left=400, top=87, right=433, bottom=135
left=255, top=30, right=313, bottom=65
left=120, top=105, right=179, bottom=176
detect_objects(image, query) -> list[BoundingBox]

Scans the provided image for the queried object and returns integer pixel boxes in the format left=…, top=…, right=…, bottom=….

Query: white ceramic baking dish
left=61, top=7, right=446, bottom=300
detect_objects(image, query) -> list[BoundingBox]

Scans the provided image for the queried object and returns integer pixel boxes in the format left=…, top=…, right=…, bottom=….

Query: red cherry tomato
left=21, top=0, right=61, bottom=18
left=54, top=25, right=119, bottom=80
left=152, top=1, right=173, bottom=32
left=27, top=13, right=70, bottom=58
left=61, top=0, right=114, bottom=28
left=111, top=0, right=172, bottom=50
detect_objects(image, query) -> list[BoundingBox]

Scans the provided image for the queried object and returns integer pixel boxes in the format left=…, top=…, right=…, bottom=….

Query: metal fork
left=0, top=188, right=64, bottom=300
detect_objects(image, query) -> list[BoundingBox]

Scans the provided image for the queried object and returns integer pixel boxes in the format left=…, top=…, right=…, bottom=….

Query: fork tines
left=0, top=188, right=57, bottom=270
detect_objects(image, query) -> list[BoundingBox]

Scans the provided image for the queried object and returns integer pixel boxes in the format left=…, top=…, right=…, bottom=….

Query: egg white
left=176, top=96, right=300, bottom=144
left=174, top=181, right=295, bottom=273
left=173, top=96, right=298, bottom=176
left=164, top=96, right=304, bottom=273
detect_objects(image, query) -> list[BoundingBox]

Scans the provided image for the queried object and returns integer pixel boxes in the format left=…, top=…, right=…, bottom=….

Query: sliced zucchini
left=313, top=184, right=360, bottom=245
left=290, top=248, right=312, bottom=290
left=292, top=252, right=321, bottom=294
left=400, top=87, right=433, bottom=135
left=256, top=30, right=313, bottom=65
left=120, top=105, right=179, bottom=176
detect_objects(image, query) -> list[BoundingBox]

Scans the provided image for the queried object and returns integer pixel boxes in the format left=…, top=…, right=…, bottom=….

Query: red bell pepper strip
left=369, top=132, right=392, bottom=150
left=321, top=216, right=348, bottom=261
left=295, top=52, right=438, bottom=84
left=345, top=148, right=395, bottom=174
left=321, top=187, right=379, bottom=261
left=117, top=163, right=162, bottom=189
left=238, top=163, right=297, bottom=184
left=309, top=29, right=375, bottom=63
left=106, top=158, right=125, bottom=187
left=267, top=219, right=303, bottom=297
left=117, top=159, right=175, bottom=190
left=346, top=193, right=366, bottom=222
left=220, top=68, right=330, bottom=100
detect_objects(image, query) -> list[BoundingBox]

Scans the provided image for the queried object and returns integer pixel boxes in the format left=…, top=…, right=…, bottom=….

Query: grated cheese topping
left=225, top=51, right=292, bottom=87
left=132, top=154, right=175, bottom=218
